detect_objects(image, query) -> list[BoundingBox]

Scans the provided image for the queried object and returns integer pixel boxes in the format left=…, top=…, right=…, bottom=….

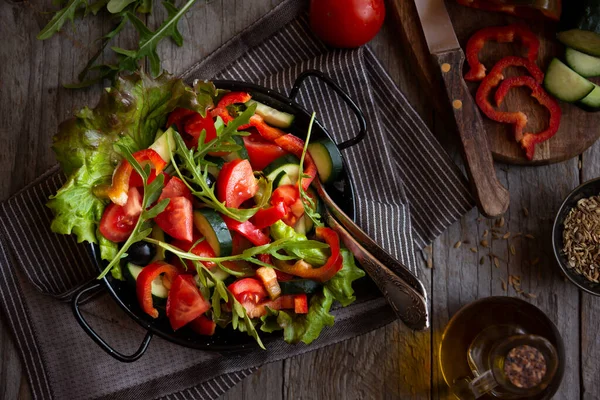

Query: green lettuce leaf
left=324, top=249, right=365, bottom=307
left=48, top=72, right=213, bottom=244
left=269, top=220, right=328, bottom=266
left=260, top=287, right=335, bottom=345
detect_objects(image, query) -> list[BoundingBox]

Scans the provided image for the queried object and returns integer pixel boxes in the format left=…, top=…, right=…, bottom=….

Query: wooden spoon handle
left=433, top=49, right=510, bottom=218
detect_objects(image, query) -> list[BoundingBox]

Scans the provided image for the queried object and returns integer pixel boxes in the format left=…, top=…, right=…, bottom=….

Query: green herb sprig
left=98, top=144, right=169, bottom=279
left=38, top=0, right=199, bottom=88
left=299, top=112, right=324, bottom=228
left=170, top=104, right=274, bottom=222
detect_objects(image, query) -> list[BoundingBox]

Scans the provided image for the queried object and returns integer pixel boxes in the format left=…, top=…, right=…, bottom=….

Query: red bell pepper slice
left=166, top=108, right=197, bottom=133
left=251, top=202, right=288, bottom=229
left=274, top=227, right=343, bottom=283
left=464, top=25, right=540, bottom=82
left=216, top=159, right=259, bottom=208
left=136, top=261, right=180, bottom=318
left=475, top=56, right=544, bottom=142
left=222, top=215, right=270, bottom=246
left=166, top=274, right=211, bottom=330
left=494, top=76, right=562, bottom=160
left=189, top=314, right=216, bottom=336
left=274, top=134, right=318, bottom=190
left=249, top=114, right=286, bottom=141
left=243, top=132, right=288, bottom=171
left=294, top=294, right=308, bottom=314
left=107, top=149, right=167, bottom=206
left=212, top=92, right=252, bottom=124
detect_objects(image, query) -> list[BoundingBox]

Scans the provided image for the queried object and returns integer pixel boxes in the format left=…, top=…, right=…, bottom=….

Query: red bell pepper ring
left=107, top=149, right=167, bottom=206
left=166, top=274, right=211, bottom=330
left=251, top=202, right=288, bottom=229
left=475, top=56, right=544, bottom=142
left=136, top=261, right=180, bottom=318
left=213, top=92, right=252, bottom=125
left=189, top=314, right=217, bottom=336
left=275, top=227, right=343, bottom=283
left=494, top=76, right=562, bottom=160
left=464, top=25, right=540, bottom=82
left=222, top=215, right=270, bottom=246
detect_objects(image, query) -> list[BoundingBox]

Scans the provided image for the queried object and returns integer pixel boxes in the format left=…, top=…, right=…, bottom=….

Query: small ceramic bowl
left=552, top=177, right=600, bottom=296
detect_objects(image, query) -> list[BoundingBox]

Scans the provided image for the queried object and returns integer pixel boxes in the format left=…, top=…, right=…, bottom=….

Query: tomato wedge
left=222, top=215, right=270, bottom=246
left=166, top=108, right=197, bottom=133
left=166, top=275, right=211, bottom=330
left=251, top=202, right=287, bottom=229
left=154, top=197, right=193, bottom=242
left=189, top=314, right=216, bottom=335
left=160, top=176, right=192, bottom=202
left=243, top=133, right=287, bottom=171
left=216, top=159, right=259, bottom=208
left=228, top=278, right=268, bottom=303
left=136, top=261, right=180, bottom=318
left=271, top=185, right=304, bottom=226
left=99, top=187, right=142, bottom=242
left=184, top=113, right=219, bottom=150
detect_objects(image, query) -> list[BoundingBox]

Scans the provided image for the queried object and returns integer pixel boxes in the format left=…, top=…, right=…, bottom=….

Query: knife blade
left=413, top=0, right=510, bottom=218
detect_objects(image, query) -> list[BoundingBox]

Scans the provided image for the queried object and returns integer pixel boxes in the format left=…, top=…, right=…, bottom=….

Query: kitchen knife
left=413, top=0, right=510, bottom=218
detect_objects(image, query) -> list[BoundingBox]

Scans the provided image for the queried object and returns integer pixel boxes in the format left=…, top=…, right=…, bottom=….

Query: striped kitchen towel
left=0, top=1, right=473, bottom=399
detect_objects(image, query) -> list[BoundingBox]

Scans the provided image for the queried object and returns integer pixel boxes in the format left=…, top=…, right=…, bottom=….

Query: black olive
left=125, top=242, right=156, bottom=266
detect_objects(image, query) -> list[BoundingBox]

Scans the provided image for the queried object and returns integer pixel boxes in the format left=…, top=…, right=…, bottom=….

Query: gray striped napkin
left=0, top=1, right=473, bottom=399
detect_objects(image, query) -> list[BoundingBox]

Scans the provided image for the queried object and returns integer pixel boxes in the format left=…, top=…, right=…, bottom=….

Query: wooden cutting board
left=391, top=0, right=600, bottom=165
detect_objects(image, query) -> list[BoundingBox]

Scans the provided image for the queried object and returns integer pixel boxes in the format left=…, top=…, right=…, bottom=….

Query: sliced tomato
left=251, top=202, right=287, bottom=229
left=271, top=185, right=304, bottom=226
left=184, top=113, right=219, bottom=150
left=189, top=314, right=216, bottom=336
left=166, top=108, right=197, bottom=133
left=170, top=236, right=217, bottom=271
left=216, top=159, right=259, bottom=208
left=228, top=278, right=268, bottom=303
left=243, top=133, right=288, bottom=171
left=222, top=215, right=270, bottom=246
left=166, top=275, right=210, bottom=331
left=154, top=197, right=193, bottom=242
left=99, top=187, right=142, bottom=242
left=160, top=176, right=192, bottom=202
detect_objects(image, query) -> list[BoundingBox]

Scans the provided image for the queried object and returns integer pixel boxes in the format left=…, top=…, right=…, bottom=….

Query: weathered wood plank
left=580, top=143, right=600, bottom=400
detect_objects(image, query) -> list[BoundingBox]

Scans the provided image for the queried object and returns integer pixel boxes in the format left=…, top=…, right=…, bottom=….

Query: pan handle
left=289, top=69, right=367, bottom=150
left=71, top=281, right=153, bottom=363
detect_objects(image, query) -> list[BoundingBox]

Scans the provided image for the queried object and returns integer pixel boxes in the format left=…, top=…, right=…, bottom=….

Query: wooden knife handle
left=432, top=49, right=509, bottom=218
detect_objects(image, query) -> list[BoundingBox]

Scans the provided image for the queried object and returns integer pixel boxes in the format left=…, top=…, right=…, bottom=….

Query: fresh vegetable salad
left=48, top=73, right=364, bottom=348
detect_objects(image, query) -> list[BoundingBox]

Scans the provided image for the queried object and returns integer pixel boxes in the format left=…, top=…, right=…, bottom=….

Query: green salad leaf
left=269, top=220, right=328, bottom=266
left=259, top=250, right=364, bottom=344
left=48, top=72, right=215, bottom=245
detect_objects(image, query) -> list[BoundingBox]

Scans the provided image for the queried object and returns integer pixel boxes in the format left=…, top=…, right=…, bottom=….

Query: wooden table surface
left=1, top=0, right=598, bottom=399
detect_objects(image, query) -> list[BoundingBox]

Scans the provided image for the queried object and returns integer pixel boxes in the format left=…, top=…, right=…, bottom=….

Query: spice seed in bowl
left=562, top=195, right=600, bottom=283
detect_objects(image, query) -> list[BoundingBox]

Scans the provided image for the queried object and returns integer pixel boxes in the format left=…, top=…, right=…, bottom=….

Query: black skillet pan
left=71, top=70, right=367, bottom=362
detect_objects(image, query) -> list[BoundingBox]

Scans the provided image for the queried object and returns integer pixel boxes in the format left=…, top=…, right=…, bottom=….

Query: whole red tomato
left=309, top=0, right=385, bottom=48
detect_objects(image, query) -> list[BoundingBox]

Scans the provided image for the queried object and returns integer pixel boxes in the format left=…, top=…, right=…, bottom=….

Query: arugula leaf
left=298, top=112, right=324, bottom=228
left=37, top=0, right=87, bottom=40
left=49, top=72, right=206, bottom=245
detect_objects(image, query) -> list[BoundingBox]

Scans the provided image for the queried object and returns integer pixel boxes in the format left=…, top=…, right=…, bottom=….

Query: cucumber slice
left=565, top=47, right=600, bottom=77
left=307, top=139, right=343, bottom=184
left=125, top=263, right=169, bottom=300
left=558, top=30, right=600, bottom=58
left=246, top=100, right=295, bottom=128
left=151, top=225, right=166, bottom=262
left=154, top=128, right=164, bottom=142
left=263, top=154, right=300, bottom=184
left=279, top=280, right=321, bottom=295
left=149, top=127, right=176, bottom=163
left=293, top=214, right=314, bottom=235
left=193, top=209, right=233, bottom=256
left=543, top=58, right=595, bottom=102
left=579, top=84, right=600, bottom=109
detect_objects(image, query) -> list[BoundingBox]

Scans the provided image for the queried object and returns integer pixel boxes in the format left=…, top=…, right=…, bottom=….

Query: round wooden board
left=447, top=2, right=600, bottom=165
